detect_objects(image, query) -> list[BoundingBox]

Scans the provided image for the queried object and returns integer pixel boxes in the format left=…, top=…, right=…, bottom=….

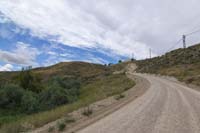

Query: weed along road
left=77, top=73, right=200, bottom=133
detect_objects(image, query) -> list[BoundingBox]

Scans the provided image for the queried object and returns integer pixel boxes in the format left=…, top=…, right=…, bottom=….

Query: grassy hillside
left=0, top=61, right=135, bottom=133
left=0, top=62, right=110, bottom=84
left=136, top=43, right=200, bottom=86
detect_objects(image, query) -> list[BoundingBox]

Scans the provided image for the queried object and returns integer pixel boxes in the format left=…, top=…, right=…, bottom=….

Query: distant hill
left=136, top=43, right=200, bottom=86
left=0, top=61, right=111, bottom=85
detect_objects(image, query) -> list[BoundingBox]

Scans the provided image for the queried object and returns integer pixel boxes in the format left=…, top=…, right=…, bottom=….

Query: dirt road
left=78, top=73, right=200, bottom=133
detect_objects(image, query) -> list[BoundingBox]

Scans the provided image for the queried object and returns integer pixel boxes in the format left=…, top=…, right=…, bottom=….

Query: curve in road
left=78, top=73, right=200, bottom=133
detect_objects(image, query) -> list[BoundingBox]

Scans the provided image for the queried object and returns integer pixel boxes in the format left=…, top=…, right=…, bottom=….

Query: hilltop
left=0, top=62, right=110, bottom=84
left=136, top=43, right=200, bottom=86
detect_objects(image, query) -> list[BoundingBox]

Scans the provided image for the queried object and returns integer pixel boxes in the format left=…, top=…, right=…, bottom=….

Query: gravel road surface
left=78, top=73, right=200, bottom=133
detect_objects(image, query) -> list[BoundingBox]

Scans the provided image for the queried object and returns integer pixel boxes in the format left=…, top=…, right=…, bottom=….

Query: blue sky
left=0, top=13, right=127, bottom=71
left=1, top=0, right=200, bottom=71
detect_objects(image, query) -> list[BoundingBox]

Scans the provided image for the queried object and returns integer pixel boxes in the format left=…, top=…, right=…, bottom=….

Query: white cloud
left=0, top=0, right=200, bottom=59
left=47, top=51, right=57, bottom=56
left=0, top=42, right=40, bottom=65
left=0, top=64, right=13, bottom=71
left=0, top=13, right=10, bottom=23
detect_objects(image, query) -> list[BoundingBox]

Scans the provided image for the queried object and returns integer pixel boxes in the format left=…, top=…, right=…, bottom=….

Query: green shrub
left=38, top=77, right=81, bottom=111
left=57, top=122, right=66, bottom=131
left=18, top=67, right=42, bottom=93
left=51, top=76, right=80, bottom=91
left=0, top=84, right=24, bottom=109
left=39, top=86, right=69, bottom=110
left=21, top=91, right=39, bottom=114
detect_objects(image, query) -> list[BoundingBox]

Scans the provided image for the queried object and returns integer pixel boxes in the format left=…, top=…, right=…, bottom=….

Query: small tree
left=19, top=66, right=42, bottom=93
left=131, top=58, right=136, bottom=62
left=19, top=67, right=33, bottom=90
left=118, top=60, right=122, bottom=63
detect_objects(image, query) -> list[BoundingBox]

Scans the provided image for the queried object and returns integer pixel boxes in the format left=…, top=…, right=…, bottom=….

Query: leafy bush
left=0, top=68, right=82, bottom=128
left=38, top=77, right=80, bottom=110
left=44, top=77, right=81, bottom=103
left=118, top=60, right=122, bottom=63
left=51, top=76, right=80, bottom=91
left=39, top=86, right=69, bottom=110
left=0, top=84, right=25, bottom=110
left=18, top=67, right=42, bottom=93
left=57, top=122, right=66, bottom=131
left=0, top=74, right=81, bottom=114
left=21, top=91, right=39, bottom=114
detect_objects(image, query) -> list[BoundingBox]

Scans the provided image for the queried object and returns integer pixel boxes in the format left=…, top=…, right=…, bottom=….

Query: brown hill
left=136, top=43, right=200, bottom=86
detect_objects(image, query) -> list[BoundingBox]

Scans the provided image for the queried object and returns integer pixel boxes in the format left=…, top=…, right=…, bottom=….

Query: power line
left=147, top=26, right=200, bottom=57
left=165, top=38, right=182, bottom=53
left=185, top=28, right=200, bottom=36
left=160, top=25, right=200, bottom=56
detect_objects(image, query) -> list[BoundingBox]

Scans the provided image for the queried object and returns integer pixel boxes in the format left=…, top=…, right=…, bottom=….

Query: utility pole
left=182, top=35, right=187, bottom=65
left=183, top=35, right=186, bottom=48
left=132, top=53, right=134, bottom=59
left=149, top=48, right=152, bottom=59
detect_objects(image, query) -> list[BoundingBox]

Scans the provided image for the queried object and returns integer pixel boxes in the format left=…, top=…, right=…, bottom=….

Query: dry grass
left=136, top=43, right=200, bottom=86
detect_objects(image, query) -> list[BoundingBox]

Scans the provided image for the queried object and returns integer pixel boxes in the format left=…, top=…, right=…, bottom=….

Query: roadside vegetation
left=0, top=61, right=135, bottom=133
left=136, top=43, right=200, bottom=86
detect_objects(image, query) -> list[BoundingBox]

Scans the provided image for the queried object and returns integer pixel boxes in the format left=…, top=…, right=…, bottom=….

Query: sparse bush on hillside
left=21, top=91, right=39, bottom=114
left=39, top=86, right=70, bottom=110
left=39, top=77, right=81, bottom=110
left=18, top=67, right=43, bottom=93
left=0, top=84, right=24, bottom=110
left=118, top=60, right=122, bottom=63
left=57, top=122, right=66, bottom=131
left=50, top=77, right=80, bottom=92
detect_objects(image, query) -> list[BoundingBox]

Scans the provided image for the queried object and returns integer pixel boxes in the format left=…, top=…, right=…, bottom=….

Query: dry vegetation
left=0, top=61, right=135, bottom=133
left=136, top=43, right=200, bottom=86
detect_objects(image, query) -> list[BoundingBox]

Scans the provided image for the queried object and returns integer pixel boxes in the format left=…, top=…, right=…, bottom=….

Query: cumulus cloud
left=0, top=42, right=40, bottom=65
left=0, top=0, right=200, bottom=59
left=0, top=64, right=13, bottom=71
